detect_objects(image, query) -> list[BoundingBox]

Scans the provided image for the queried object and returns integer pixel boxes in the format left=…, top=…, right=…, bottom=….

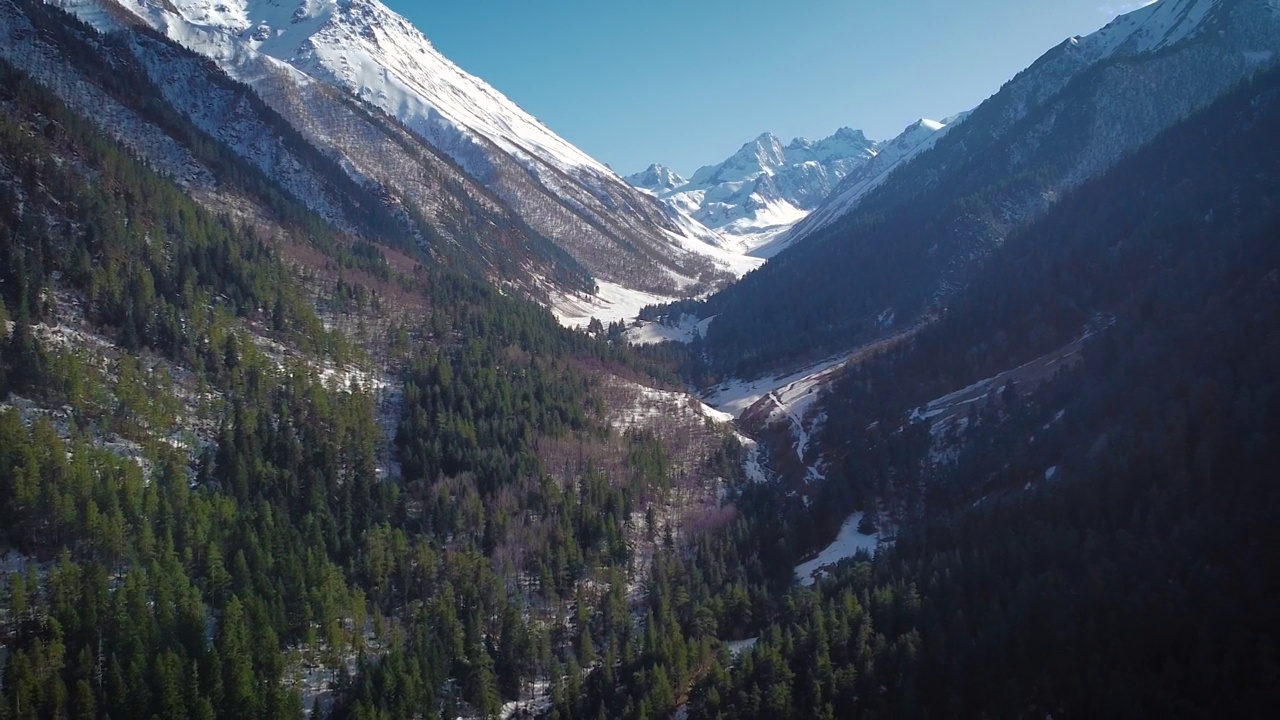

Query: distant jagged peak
left=626, top=163, right=687, bottom=194
left=788, top=126, right=873, bottom=151
left=686, top=126, right=877, bottom=188
left=628, top=123, right=883, bottom=250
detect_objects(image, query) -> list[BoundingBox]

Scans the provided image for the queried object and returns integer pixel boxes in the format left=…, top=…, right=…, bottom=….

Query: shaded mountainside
left=558, top=57, right=1280, bottom=720
left=690, top=0, right=1280, bottom=378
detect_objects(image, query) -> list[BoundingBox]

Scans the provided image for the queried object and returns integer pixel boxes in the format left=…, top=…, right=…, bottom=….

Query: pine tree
left=217, top=596, right=257, bottom=720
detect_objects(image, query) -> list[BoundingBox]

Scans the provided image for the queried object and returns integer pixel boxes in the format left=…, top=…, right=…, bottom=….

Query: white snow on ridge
left=1080, top=0, right=1214, bottom=61
left=794, top=512, right=881, bottom=586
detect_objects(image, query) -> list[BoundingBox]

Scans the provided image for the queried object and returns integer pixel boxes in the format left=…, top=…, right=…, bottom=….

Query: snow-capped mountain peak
left=787, top=127, right=874, bottom=163
left=155, top=0, right=615, bottom=179
left=689, top=132, right=787, bottom=186
left=632, top=127, right=881, bottom=252
left=627, top=164, right=688, bottom=194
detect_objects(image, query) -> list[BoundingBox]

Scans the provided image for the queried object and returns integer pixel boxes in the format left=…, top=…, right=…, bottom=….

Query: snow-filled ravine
left=794, top=512, right=883, bottom=587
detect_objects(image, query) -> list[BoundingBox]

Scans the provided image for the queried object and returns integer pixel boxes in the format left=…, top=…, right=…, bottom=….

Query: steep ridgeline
left=691, top=0, right=1280, bottom=378
left=628, top=128, right=882, bottom=255
left=47, top=0, right=746, bottom=312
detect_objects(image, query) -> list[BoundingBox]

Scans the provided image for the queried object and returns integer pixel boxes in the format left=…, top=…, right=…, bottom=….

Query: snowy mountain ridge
left=627, top=127, right=882, bottom=253
left=49, top=0, right=750, bottom=313
left=109, top=0, right=612, bottom=179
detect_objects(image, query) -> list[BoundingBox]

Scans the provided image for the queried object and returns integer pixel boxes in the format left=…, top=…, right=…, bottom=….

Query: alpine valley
left=0, top=0, right=1277, bottom=719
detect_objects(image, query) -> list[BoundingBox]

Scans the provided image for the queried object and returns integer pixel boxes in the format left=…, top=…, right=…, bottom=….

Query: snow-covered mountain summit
left=629, top=164, right=687, bottom=194
left=628, top=127, right=880, bottom=253
left=124, top=0, right=612, bottom=179
left=53, top=0, right=747, bottom=311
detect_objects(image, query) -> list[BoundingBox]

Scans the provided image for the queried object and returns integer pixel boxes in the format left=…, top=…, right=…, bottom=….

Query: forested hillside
left=0, top=42, right=743, bottom=719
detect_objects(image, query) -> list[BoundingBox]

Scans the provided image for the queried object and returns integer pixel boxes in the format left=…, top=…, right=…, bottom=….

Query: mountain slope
left=559, top=53, right=1280, bottom=720
left=627, top=128, right=879, bottom=253
left=690, top=0, right=1280, bottom=378
left=51, top=0, right=742, bottom=305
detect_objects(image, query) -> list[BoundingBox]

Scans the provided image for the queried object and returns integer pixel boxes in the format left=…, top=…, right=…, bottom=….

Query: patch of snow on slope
left=703, top=354, right=854, bottom=420
left=550, top=279, right=678, bottom=329
left=626, top=314, right=717, bottom=346
left=757, top=374, right=835, bottom=483
left=661, top=225, right=766, bottom=278
left=604, top=380, right=770, bottom=486
left=499, top=680, right=551, bottom=720
left=794, top=512, right=882, bottom=586
left=551, top=225, right=761, bottom=329
left=608, top=383, right=733, bottom=433
left=736, top=433, right=769, bottom=484
left=695, top=400, right=736, bottom=424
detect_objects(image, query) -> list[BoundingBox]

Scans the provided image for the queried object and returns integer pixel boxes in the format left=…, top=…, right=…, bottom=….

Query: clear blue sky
left=384, top=1, right=1153, bottom=176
